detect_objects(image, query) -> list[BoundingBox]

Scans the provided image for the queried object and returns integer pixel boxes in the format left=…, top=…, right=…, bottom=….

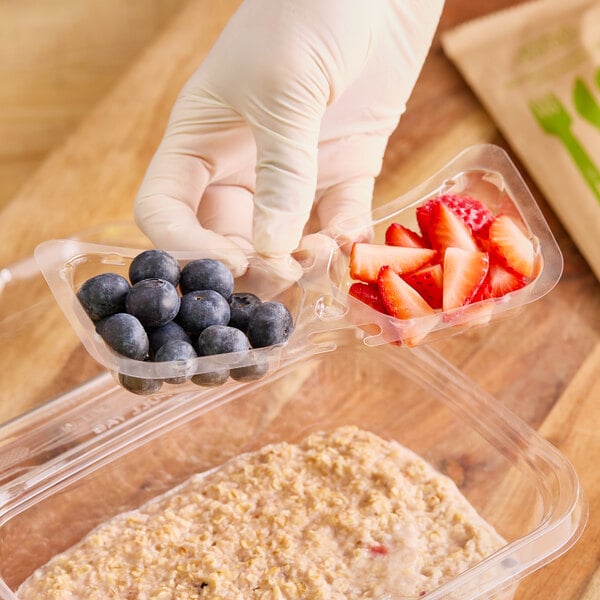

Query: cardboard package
left=442, top=0, right=600, bottom=280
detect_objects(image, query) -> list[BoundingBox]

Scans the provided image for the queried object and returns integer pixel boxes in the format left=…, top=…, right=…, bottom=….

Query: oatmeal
left=17, top=427, right=505, bottom=599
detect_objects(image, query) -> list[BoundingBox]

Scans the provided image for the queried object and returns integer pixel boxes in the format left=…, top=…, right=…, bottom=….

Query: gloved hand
left=134, top=0, right=444, bottom=278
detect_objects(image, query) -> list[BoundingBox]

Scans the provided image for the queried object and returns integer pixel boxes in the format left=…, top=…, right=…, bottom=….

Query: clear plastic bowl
left=0, top=341, right=586, bottom=599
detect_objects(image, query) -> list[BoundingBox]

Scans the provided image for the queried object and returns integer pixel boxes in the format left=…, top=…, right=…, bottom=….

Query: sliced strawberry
left=474, top=230, right=491, bottom=254
left=439, top=193, right=494, bottom=234
left=402, top=263, right=443, bottom=309
left=349, top=282, right=387, bottom=313
left=377, top=266, right=436, bottom=319
left=349, top=243, right=436, bottom=284
left=417, top=193, right=494, bottom=241
left=385, top=223, right=427, bottom=248
left=488, top=215, right=535, bottom=278
left=416, top=201, right=435, bottom=244
left=442, top=247, right=489, bottom=311
left=427, top=201, right=479, bottom=253
left=479, top=261, right=527, bottom=299
left=377, top=266, right=438, bottom=346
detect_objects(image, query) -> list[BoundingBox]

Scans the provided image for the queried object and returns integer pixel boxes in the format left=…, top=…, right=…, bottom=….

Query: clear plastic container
left=326, top=144, right=564, bottom=347
left=33, top=145, right=564, bottom=397
left=34, top=237, right=310, bottom=395
left=0, top=341, right=586, bottom=598
left=0, top=144, right=582, bottom=598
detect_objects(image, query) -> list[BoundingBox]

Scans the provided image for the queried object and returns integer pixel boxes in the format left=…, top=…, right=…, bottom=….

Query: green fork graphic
left=529, top=93, right=600, bottom=205
left=574, top=77, right=600, bottom=131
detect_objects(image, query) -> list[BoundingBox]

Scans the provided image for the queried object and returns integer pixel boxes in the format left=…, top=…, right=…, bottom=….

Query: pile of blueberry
left=76, top=249, right=294, bottom=395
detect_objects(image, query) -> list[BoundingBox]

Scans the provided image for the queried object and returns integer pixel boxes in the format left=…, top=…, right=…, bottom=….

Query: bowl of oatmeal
left=0, top=339, right=586, bottom=599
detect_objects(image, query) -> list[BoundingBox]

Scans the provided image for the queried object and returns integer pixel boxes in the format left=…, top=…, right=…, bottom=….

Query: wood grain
left=0, top=0, right=187, bottom=209
left=0, top=0, right=243, bottom=268
left=0, top=0, right=598, bottom=598
left=515, top=342, right=600, bottom=599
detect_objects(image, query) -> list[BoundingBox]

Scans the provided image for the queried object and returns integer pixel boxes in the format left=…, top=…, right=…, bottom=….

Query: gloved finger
left=134, top=96, right=255, bottom=275
left=236, top=253, right=305, bottom=300
left=249, top=123, right=321, bottom=259
left=294, top=232, right=339, bottom=276
left=209, top=1, right=377, bottom=259
left=197, top=183, right=254, bottom=246
left=314, top=130, right=393, bottom=252
left=133, top=192, right=250, bottom=276
left=197, top=180, right=305, bottom=291
left=316, top=176, right=376, bottom=253
left=307, top=0, right=444, bottom=253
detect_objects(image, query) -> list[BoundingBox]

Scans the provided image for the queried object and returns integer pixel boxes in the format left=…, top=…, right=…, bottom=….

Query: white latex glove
left=134, top=0, right=444, bottom=278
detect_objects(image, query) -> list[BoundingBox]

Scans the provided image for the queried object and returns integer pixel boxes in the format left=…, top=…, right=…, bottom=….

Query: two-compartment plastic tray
left=0, top=145, right=586, bottom=599
left=32, top=144, right=564, bottom=393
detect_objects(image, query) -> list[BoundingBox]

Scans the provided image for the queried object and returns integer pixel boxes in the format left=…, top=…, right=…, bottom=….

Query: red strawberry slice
left=349, top=282, right=387, bottom=313
left=417, top=193, right=494, bottom=241
left=416, top=200, right=436, bottom=243
left=442, top=247, right=489, bottom=311
left=385, top=223, right=427, bottom=248
left=402, top=263, right=443, bottom=309
left=488, top=215, right=535, bottom=278
left=378, top=266, right=436, bottom=319
left=349, top=243, right=436, bottom=284
left=377, top=266, right=438, bottom=346
left=477, top=261, right=527, bottom=299
left=427, top=201, right=479, bottom=253
left=440, top=193, right=494, bottom=234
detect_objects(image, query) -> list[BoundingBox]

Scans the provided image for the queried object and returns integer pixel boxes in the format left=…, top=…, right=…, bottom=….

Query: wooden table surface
left=0, top=1, right=598, bottom=598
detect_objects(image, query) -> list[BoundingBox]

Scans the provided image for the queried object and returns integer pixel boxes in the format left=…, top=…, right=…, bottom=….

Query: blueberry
left=176, top=290, right=230, bottom=335
left=118, top=372, right=163, bottom=395
left=230, top=353, right=269, bottom=382
left=228, top=292, right=261, bottom=332
left=125, top=278, right=181, bottom=328
left=154, top=339, right=197, bottom=384
left=77, top=273, right=130, bottom=322
left=180, top=259, right=234, bottom=298
left=191, top=369, right=230, bottom=387
left=247, top=302, right=293, bottom=348
left=129, top=249, right=180, bottom=287
left=99, top=313, right=149, bottom=360
left=197, top=325, right=250, bottom=357
left=94, top=316, right=109, bottom=337
left=147, top=321, right=192, bottom=356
